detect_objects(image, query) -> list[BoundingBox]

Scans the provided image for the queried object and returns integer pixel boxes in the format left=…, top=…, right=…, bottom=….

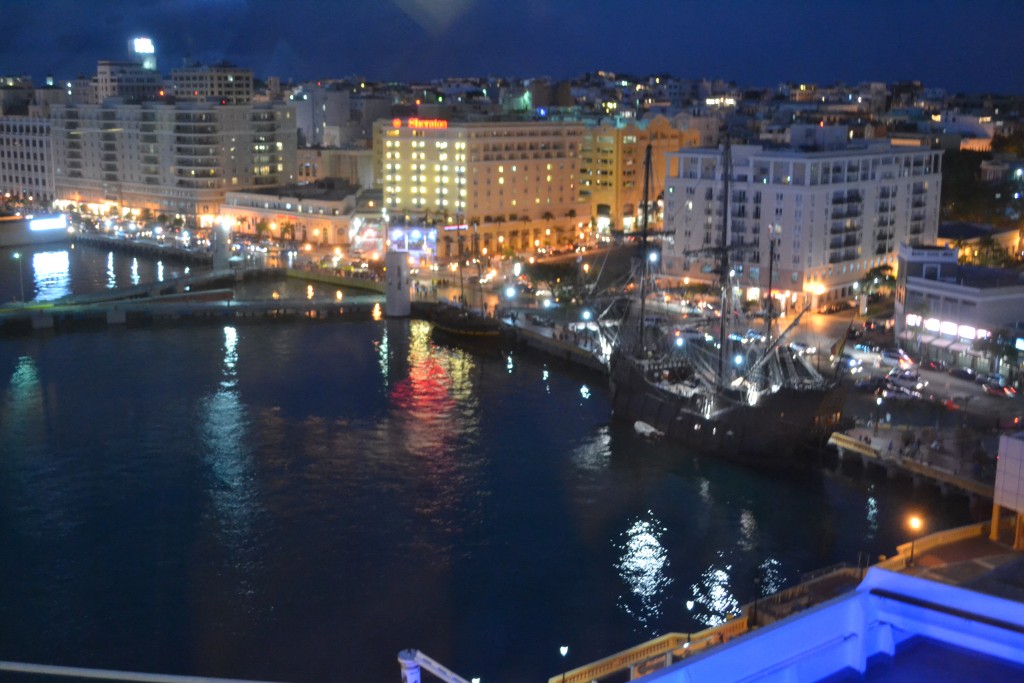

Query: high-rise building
left=94, top=61, right=162, bottom=104
left=50, top=101, right=296, bottom=221
left=374, top=117, right=588, bottom=256
left=0, top=116, right=54, bottom=203
left=172, top=64, right=253, bottom=104
left=579, top=115, right=700, bottom=235
left=663, top=130, right=943, bottom=310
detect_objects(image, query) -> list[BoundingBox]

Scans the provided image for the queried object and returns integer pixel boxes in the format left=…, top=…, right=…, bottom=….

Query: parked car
left=983, top=382, right=1017, bottom=398
left=948, top=366, right=977, bottom=381
left=789, top=342, right=818, bottom=355
left=879, top=349, right=913, bottom=368
left=921, top=359, right=947, bottom=371
left=835, top=353, right=863, bottom=375
left=977, top=372, right=1008, bottom=387
left=854, top=376, right=887, bottom=392
left=887, top=368, right=928, bottom=392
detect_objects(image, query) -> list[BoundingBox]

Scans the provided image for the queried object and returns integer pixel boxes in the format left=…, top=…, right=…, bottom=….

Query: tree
left=255, top=220, right=270, bottom=240
left=541, top=211, right=555, bottom=222
left=858, top=264, right=894, bottom=295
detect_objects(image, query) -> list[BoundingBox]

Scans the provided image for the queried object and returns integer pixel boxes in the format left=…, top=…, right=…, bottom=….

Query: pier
left=827, top=426, right=994, bottom=501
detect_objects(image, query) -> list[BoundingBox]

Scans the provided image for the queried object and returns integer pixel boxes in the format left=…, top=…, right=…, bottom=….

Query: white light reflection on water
left=157, top=261, right=164, bottom=282
left=1, top=356, right=44, bottom=444
left=105, top=252, right=115, bottom=289
left=130, top=257, right=140, bottom=286
left=199, top=325, right=259, bottom=599
left=570, top=424, right=611, bottom=472
left=614, top=511, right=673, bottom=632
left=376, top=324, right=390, bottom=387
left=866, top=492, right=879, bottom=541
left=690, top=551, right=740, bottom=627
left=738, top=509, right=758, bottom=552
left=31, top=250, right=70, bottom=301
left=757, top=557, right=785, bottom=596
left=698, top=478, right=712, bottom=505
left=506, top=354, right=514, bottom=374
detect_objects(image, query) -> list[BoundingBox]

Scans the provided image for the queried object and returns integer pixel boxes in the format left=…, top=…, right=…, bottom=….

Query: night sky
left=3, top=0, right=1021, bottom=94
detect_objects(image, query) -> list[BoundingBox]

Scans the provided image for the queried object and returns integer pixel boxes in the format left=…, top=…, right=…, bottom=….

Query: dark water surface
left=0, top=245, right=976, bottom=682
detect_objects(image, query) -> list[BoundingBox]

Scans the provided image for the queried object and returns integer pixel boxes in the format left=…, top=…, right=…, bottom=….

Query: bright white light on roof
left=29, top=215, right=67, bottom=232
left=132, top=37, right=155, bottom=54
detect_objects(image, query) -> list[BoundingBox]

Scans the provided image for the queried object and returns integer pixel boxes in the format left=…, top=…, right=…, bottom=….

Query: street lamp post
left=752, top=575, right=762, bottom=627
left=12, top=251, right=25, bottom=302
left=559, top=645, right=569, bottom=683
left=875, top=395, right=883, bottom=435
left=907, top=515, right=923, bottom=566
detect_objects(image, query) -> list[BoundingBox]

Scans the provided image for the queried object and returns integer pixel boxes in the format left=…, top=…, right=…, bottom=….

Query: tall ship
left=607, top=143, right=844, bottom=470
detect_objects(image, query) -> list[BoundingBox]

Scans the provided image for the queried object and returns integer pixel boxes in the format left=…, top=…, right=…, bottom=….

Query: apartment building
left=663, top=129, right=943, bottom=310
left=172, top=64, right=253, bottom=104
left=579, top=115, right=700, bottom=234
left=0, top=116, right=54, bottom=203
left=94, top=61, right=162, bottom=103
left=50, top=101, right=296, bottom=221
left=374, top=118, right=588, bottom=256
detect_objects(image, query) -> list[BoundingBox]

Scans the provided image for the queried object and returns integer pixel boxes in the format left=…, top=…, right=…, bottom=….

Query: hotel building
left=579, top=115, right=700, bottom=234
left=0, top=116, right=54, bottom=203
left=50, top=101, right=296, bottom=221
left=373, top=118, right=588, bottom=258
left=663, top=132, right=942, bottom=310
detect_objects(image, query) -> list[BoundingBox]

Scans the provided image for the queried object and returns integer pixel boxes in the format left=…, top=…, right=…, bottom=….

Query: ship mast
left=716, top=139, right=732, bottom=389
left=765, top=229, right=776, bottom=346
left=636, top=143, right=653, bottom=357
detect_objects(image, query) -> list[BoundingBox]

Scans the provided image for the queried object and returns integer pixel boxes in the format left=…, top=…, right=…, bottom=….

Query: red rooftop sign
left=392, top=118, right=448, bottom=130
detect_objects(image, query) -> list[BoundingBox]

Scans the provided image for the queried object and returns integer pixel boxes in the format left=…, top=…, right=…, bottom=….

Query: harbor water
left=0, top=243, right=977, bottom=682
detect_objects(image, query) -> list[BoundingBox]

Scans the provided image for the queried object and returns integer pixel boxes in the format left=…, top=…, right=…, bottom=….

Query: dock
left=827, top=426, right=994, bottom=501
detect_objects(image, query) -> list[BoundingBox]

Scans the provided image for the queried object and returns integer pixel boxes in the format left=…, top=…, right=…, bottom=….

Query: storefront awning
left=949, top=342, right=970, bottom=353
left=930, top=337, right=955, bottom=349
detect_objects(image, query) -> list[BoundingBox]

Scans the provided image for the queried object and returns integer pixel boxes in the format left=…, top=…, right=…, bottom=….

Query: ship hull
left=609, top=353, right=845, bottom=471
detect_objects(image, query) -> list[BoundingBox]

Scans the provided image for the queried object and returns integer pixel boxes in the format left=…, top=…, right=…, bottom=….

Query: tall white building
left=663, top=134, right=942, bottom=309
left=50, top=101, right=296, bottom=221
left=0, top=116, right=54, bottom=203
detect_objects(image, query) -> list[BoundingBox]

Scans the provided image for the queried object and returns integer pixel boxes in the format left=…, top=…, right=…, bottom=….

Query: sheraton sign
left=391, top=118, right=449, bottom=130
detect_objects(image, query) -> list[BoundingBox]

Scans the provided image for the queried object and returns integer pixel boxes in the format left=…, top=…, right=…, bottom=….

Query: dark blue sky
left=3, top=0, right=1021, bottom=94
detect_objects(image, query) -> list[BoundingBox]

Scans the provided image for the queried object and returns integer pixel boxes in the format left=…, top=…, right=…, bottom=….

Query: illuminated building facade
left=663, top=136, right=943, bottom=311
left=579, top=115, right=699, bottom=235
left=50, top=101, right=296, bottom=221
left=0, top=116, right=54, bottom=203
left=172, top=64, right=253, bottom=104
left=374, top=118, right=587, bottom=257
left=895, top=243, right=1024, bottom=374
left=221, top=181, right=361, bottom=247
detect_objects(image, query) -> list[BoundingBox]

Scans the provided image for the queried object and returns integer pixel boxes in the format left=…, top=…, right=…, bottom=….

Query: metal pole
left=13, top=252, right=25, bottom=302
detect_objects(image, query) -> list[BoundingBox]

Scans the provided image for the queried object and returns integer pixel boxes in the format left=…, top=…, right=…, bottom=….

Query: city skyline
left=3, top=0, right=1023, bottom=94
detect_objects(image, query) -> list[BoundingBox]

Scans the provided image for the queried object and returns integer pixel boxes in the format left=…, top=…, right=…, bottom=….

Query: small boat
left=431, top=304, right=502, bottom=339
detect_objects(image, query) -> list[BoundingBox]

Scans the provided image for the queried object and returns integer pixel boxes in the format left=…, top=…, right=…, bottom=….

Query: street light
left=874, top=395, right=883, bottom=435
left=12, top=251, right=24, bottom=302
left=559, top=645, right=569, bottom=683
left=907, top=515, right=923, bottom=566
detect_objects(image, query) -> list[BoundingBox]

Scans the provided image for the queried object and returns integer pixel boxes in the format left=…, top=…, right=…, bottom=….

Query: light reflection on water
left=31, top=251, right=71, bottom=301
left=199, top=326, right=260, bottom=603
left=0, top=309, right=980, bottom=683
left=690, top=551, right=740, bottom=627
left=615, top=511, right=673, bottom=633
